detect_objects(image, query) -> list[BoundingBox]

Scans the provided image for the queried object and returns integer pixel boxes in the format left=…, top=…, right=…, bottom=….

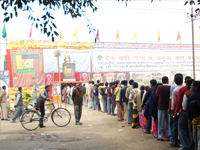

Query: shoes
left=40, top=125, right=46, bottom=128
left=1, top=119, right=4, bottom=120
left=11, top=119, right=15, bottom=123
left=179, top=148, right=188, bottom=150
left=75, top=122, right=82, bottom=125
left=157, top=138, right=164, bottom=141
left=143, top=130, right=150, bottom=134
left=170, top=144, right=180, bottom=147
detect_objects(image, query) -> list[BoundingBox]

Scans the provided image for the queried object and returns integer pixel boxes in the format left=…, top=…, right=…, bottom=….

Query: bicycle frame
left=42, top=102, right=63, bottom=119
left=44, top=102, right=56, bottom=118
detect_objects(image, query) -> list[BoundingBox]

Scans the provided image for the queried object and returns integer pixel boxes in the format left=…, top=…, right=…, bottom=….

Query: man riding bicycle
left=35, top=85, right=51, bottom=128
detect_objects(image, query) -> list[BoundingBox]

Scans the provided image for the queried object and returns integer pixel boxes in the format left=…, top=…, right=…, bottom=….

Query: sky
left=0, top=1, right=200, bottom=69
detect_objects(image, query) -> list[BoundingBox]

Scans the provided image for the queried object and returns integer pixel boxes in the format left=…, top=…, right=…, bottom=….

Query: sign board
left=63, top=63, right=76, bottom=81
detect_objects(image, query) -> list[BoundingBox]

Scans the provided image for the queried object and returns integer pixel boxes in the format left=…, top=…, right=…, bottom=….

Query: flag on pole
left=73, top=27, right=78, bottom=37
left=96, top=29, right=99, bottom=40
left=176, top=31, right=181, bottom=41
left=158, top=31, right=160, bottom=42
left=116, top=30, right=119, bottom=41
left=2, top=24, right=7, bottom=38
left=29, top=26, right=32, bottom=38
left=60, top=30, right=62, bottom=41
left=132, top=31, right=136, bottom=40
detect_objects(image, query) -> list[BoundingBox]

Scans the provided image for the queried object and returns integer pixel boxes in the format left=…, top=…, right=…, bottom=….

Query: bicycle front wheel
left=51, top=108, right=71, bottom=127
left=21, top=110, right=40, bottom=131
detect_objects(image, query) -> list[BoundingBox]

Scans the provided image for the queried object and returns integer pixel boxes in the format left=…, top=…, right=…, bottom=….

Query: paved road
left=0, top=104, right=178, bottom=150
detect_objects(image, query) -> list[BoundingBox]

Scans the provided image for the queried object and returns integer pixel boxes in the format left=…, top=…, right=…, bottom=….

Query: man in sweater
left=142, top=79, right=157, bottom=134
left=156, top=76, right=172, bottom=141
left=125, top=79, right=134, bottom=125
left=11, top=87, right=23, bottom=123
left=120, top=80, right=128, bottom=124
left=171, top=76, right=184, bottom=147
left=72, top=83, right=84, bottom=125
left=0, top=86, right=9, bottom=121
left=34, top=85, right=51, bottom=127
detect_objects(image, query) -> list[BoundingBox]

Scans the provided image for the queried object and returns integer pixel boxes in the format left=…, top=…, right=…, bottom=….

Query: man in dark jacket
left=187, top=81, right=200, bottom=120
left=101, top=82, right=108, bottom=113
left=93, top=84, right=99, bottom=110
left=72, top=83, right=84, bottom=125
left=120, top=80, right=128, bottom=124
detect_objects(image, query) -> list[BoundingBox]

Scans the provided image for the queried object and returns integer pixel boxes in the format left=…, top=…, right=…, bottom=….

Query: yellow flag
left=132, top=31, right=136, bottom=40
left=158, top=31, right=160, bottom=42
left=73, top=27, right=78, bottom=37
left=60, top=30, right=62, bottom=40
left=116, top=30, right=119, bottom=41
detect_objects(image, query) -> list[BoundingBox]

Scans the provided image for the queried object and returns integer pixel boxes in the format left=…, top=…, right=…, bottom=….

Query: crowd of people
left=80, top=74, right=200, bottom=150
left=1, top=73, right=200, bottom=150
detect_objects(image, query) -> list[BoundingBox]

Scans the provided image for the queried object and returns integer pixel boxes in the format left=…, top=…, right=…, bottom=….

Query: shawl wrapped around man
left=144, top=90, right=158, bottom=121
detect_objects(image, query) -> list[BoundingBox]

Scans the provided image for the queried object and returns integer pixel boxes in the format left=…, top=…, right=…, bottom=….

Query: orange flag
left=116, top=30, right=119, bottom=41
left=158, top=31, right=160, bottom=42
left=176, top=31, right=181, bottom=41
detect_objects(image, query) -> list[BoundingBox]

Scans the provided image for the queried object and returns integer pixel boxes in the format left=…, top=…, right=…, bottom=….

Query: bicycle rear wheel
left=51, top=108, right=71, bottom=127
left=21, top=110, right=40, bottom=131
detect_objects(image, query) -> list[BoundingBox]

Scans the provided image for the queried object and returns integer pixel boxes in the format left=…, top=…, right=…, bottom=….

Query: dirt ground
left=0, top=104, right=179, bottom=150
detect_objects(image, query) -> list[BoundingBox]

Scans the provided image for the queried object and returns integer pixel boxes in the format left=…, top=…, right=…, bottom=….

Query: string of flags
left=0, top=24, right=195, bottom=43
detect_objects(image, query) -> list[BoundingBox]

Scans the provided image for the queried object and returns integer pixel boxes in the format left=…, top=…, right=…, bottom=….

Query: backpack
left=100, top=88, right=106, bottom=97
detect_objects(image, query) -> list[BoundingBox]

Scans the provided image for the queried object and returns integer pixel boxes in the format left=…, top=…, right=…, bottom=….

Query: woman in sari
left=134, top=85, right=145, bottom=129
left=129, top=82, right=139, bottom=128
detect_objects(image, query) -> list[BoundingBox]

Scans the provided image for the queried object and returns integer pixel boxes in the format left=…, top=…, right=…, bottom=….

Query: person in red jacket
left=175, top=78, right=193, bottom=150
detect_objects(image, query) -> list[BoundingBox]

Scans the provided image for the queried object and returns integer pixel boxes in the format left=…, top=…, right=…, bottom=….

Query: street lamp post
left=188, top=6, right=196, bottom=79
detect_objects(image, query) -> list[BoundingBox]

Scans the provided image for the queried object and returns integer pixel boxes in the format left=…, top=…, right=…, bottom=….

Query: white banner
left=92, top=49, right=200, bottom=72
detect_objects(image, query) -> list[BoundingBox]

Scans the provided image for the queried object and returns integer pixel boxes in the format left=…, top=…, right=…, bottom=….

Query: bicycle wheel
left=21, top=110, right=40, bottom=131
left=51, top=108, right=71, bottom=127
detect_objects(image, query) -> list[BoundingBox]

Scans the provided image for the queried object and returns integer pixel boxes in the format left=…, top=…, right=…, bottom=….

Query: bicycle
left=21, top=102, right=71, bottom=131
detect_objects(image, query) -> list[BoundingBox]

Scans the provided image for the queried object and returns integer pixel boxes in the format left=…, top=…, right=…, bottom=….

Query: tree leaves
left=1, top=0, right=97, bottom=42
left=184, top=1, right=188, bottom=5
left=190, top=0, right=195, bottom=5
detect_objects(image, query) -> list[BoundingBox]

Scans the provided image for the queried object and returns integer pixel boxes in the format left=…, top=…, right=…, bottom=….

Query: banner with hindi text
left=92, top=49, right=200, bottom=72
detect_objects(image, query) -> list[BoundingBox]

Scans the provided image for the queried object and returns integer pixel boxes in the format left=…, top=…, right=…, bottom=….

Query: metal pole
left=191, top=6, right=195, bottom=79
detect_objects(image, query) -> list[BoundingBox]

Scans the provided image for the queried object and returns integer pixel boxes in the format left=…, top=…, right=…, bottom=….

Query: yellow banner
left=7, top=40, right=94, bottom=50
left=9, top=85, right=45, bottom=107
